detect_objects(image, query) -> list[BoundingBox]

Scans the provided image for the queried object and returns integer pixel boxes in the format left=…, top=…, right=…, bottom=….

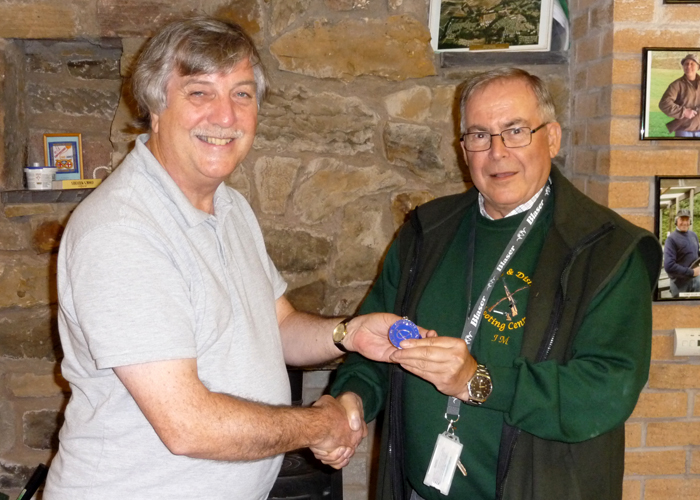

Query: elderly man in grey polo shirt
left=45, top=17, right=413, bottom=500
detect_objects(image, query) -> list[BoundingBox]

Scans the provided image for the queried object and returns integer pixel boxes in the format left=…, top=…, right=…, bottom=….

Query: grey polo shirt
left=46, top=135, right=290, bottom=499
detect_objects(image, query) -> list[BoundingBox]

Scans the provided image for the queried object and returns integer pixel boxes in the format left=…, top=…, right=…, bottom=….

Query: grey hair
left=459, top=68, right=557, bottom=135
left=131, top=16, right=268, bottom=127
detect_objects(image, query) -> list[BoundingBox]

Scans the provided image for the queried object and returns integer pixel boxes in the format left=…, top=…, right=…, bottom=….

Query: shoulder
left=392, top=188, right=477, bottom=277
left=551, top=167, right=651, bottom=239
left=62, top=160, right=175, bottom=256
left=667, top=77, right=686, bottom=89
left=550, top=167, right=662, bottom=286
left=407, top=189, right=478, bottom=235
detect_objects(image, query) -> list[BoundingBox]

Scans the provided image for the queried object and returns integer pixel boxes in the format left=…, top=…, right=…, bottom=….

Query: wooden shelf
left=1, top=189, right=95, bottom=204
left=441, top=49, right=568, bottom=67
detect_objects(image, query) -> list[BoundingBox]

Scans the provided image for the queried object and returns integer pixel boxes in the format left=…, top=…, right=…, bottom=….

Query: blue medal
left=389, top=318, right=420, bottom=348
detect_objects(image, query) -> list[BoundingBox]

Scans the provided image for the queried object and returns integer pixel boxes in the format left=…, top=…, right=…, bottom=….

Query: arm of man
left=68, top=225, right=365, bottom=465
left=391, top=248, right=654, bottom=442
left=276, top=295, right=434, bottom=466
left=664, top=234, right=695, bottom=278
left=327, top=239, right=413, bottom=415
left=276, top=295, right=426, bottom=367
left=659, top=80, right=695, bottom=119
left=113, top=359, right=363, bottom=461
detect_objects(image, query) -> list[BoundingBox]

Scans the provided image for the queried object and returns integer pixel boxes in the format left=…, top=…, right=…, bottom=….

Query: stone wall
left=0, top=2, right=483, bottom=497
left=2, top=0, right=697, bottom=499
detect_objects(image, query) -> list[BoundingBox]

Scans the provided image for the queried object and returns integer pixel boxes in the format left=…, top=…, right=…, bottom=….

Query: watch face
left=470, top=376, right=492, bottom=400
left=333, top=324, right=346, bottom=343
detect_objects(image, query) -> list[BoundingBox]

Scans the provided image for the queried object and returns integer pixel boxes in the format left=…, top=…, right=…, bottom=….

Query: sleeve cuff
left=330, top=377, right=380, bottom=422
left=483, top=364, right=519, bottom=412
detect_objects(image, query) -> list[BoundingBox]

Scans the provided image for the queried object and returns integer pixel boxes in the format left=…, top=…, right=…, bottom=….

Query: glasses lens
left=502, top=127, right=532, bottom=148
left=465, top=133, right=490, bottom=152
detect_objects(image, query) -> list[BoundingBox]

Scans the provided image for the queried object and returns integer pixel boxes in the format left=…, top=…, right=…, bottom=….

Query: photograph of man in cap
left=664, top=208, right=700, bottom=297
left=659, top=53, right=700, bottom=137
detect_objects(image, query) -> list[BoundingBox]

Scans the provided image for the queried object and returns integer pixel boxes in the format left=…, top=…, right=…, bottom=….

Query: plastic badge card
left=424, top=432, right=463, bottom=495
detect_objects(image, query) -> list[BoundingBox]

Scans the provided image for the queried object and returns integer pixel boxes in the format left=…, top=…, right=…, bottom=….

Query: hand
left=309, top=394, right=365, bottom=469
left=693, top=267, right=700, bottom=277
left=682, top=108, right=698, bottom=120
left=343, top=313, right=436, bottom=363
left=388, top=336, right=477, bottom=400
left=310, top=392, right=367, bottom=468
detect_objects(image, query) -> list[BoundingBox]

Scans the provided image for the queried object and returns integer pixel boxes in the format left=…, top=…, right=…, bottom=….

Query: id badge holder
left=423, top=431, right=464, bottom=495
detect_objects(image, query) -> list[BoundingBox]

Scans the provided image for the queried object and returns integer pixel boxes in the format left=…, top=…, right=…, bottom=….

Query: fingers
left=424, top=328, right=439, bottom=338
left=310, top=394, right=366, bottom=465
left=388, top=336, right=476, bottom=399
left=342, top=313, right=399, bottom=363
left=338, top=392, right=362, bottom=431
left=337, top=392, right=368, bottom=437
left=390, top=336, right=469, bottom=363
left=310, top=445, right=354, bottom=469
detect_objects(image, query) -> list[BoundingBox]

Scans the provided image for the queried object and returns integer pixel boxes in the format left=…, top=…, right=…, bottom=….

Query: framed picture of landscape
left=428, top=0, right=554, bottom=52
left=641, top=47, right=700, bottom=140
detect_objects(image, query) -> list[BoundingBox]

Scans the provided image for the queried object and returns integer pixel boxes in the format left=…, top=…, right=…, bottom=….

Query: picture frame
left=43, top=133, right=83, bottom=180
left=428, top=0, right=554, bottom=53
left=655, top=176, right=700, bottom=301
left=641, top=47, right=700, bottom=140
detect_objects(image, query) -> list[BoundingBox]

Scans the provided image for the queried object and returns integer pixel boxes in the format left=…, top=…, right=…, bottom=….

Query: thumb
left=348, top=411, right=361, bottom=431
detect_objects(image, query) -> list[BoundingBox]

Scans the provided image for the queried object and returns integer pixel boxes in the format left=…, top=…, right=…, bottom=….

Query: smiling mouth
left=198, top=136, right=235, bottom=146
left=491, top=172, right=516, bottom=178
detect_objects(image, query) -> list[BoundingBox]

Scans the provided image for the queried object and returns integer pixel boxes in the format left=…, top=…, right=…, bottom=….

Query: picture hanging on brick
left=43, top=133, right=83, bottom=180
left=641, top=48, right=700, bottom=140
left=654, top=176, right=700, bottom=301
left=428, top=0, right=557, bottom=52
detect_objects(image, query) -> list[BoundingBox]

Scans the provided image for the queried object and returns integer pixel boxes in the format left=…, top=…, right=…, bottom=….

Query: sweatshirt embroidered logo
left=483, top=270, right=531, bottom=336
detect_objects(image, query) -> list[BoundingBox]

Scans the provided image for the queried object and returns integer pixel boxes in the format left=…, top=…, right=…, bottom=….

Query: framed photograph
left=641, top=48, right=700, bottom=140
left=655, top=176, right=700, bottom=301
left=43, top=133, right=83, bottom=180
left=428, top=0, right=553, bottom=53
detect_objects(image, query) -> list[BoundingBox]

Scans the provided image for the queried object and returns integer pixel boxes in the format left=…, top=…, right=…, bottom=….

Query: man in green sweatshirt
left=326, top=68, right=662, bottom=500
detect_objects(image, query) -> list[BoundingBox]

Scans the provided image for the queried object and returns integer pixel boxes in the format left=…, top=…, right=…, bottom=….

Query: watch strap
left=464, top=363, right=492, bottom=406
left=333, top=316, right=353, bottom=353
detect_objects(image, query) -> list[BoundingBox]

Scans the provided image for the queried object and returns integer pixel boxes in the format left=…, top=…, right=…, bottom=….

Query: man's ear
left=150, top=112, right=160, bottom=134
left=547, top=122, right=562, bottom=158
left=460, top=139, right=469, bottom=167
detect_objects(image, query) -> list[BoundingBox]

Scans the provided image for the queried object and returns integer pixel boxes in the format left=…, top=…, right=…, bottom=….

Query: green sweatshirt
left=333, top=191, right=654, bottom=500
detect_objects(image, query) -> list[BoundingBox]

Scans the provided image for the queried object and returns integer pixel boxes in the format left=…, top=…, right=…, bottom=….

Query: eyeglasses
left=461, top=123, right=549, bottom=152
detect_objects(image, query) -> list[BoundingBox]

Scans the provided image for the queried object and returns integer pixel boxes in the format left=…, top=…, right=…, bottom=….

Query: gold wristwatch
left=465, top=364, right=492, bottom=405
left=332, top=317, right=352, bottom=353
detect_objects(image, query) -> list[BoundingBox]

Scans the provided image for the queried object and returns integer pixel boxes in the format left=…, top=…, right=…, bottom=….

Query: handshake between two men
left=304, top=312, right=479, bottom=469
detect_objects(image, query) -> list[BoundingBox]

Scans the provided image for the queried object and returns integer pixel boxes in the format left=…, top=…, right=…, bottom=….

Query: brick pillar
left=569, top=0, right=700, bottom=498
left=570, top=0, right=664, bottom=231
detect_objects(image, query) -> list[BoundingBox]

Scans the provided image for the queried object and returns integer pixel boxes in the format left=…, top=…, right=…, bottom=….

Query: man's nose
left=489, top=134, right=509, bottom=158
left=209, top=97, right=237, bottom=127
